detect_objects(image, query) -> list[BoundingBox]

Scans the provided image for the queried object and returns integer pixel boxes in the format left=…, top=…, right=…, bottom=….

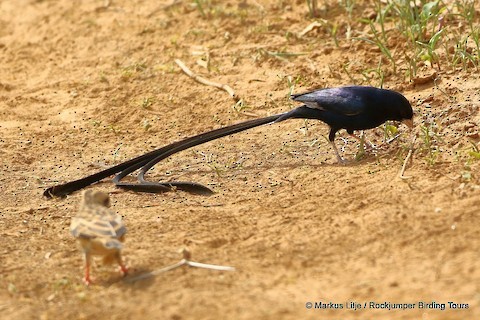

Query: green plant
left=194, top=0, right=208, bottom=18
left=451, top=35, right=480, bottom=70
left=120, top=61, right=148, bottom=79
left=354, top=132, right=367, bottom=161
left=341, top=0, right=356, bottom=19
left=317, top=19, right=339, bottom=47
left=286, top=75, right=301, bottom=96
left=99, top=71, right=108, bottom=83
left=419, top=124, right=442, bottom=165
left=232, top=99, right=249, bottom=113
left=141, top=97, right=155, bottom=109
left=468, top=141, right=480, bottom=160
left=384, top=122, right=399, bottom=141
left=361, top=60, right=385, bottom=87
left=341, top=62, right=359, bottom=84
left=355, top=19, right=397, bottom=73
left=373, top=0, right=392, bottom=44
left=142, top=119, right=152, bottom=131
left=417, top=28, right=445, bottom=70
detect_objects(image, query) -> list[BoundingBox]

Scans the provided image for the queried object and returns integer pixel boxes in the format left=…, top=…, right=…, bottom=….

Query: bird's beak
left=402, top=119, right=414, bottom=129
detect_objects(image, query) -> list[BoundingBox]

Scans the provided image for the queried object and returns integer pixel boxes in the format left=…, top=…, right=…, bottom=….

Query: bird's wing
left=70, top=211, right=126, bottom=240
left=291, top=87, right=368, bottom=116
left=97, top=237, right=124, bottom=250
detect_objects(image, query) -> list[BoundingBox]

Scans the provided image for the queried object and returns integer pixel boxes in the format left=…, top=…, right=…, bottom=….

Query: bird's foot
left=336, top=155, right=348, bottom=165
left=119, top=265, right=129, bottom=277
left=83, top=276, right=93, bottom=286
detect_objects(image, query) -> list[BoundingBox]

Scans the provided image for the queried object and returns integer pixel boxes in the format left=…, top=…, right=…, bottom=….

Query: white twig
left=186, top=261, right=235, bottom=271
left=399, top=134, right=417, bottom=179
left=298, top=21, right=323, bottom=37
left=126, top=248, right=235, bottom=282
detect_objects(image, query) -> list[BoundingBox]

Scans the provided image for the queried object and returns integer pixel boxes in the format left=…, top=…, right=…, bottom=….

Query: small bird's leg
left=116, top=255, right=128, bottom=276
left=83, top=252, right=92, bottom=285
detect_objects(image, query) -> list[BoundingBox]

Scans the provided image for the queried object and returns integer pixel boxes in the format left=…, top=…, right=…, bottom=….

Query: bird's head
left=82, top=190, right=111, bottom=208
left=388, top=90, right=414, bottom=129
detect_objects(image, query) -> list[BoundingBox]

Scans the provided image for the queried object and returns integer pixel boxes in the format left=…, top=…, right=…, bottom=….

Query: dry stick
left=126, top=248, right=235, bottom=283
left=399, top=134, right=417, bottom=179
left=298, top=21, right=323, bottom=38
left=386, top=133, right=401, bottom=144
left=174, top=59, right=240, bottom=102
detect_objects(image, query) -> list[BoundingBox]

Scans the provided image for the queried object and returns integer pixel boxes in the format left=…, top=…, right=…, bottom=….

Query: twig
left=386, top=133, right=401, bottom=144
left=126, top=248, right=235, bottom=282
left=240, top=111, right=262, bottom=118
left=298, top=21, right=323, bottom=38
left=399, top=134, right=417, bottom=179
left=4, top=206, right=51, bottom=214
left=175, top=59, right=240, bottom=102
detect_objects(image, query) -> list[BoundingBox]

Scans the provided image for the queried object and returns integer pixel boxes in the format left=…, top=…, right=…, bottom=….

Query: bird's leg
left=329, top=129, right=346, bottom=164
left=330, top=141, right=346, bottom=164
left=83, top=252, right=93, bottom=285
left=116, top=255, right=128, bottom=277
left=119, top=263, right=128, bottom=276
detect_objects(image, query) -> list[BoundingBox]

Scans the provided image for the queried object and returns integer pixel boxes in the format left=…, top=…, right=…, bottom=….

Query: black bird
left=275, top=86, right=414, bottom=162
left=44, top=86, right=413, bottom=197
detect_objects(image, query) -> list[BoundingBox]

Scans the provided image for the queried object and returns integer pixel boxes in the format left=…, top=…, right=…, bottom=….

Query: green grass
left=419, top=124, right=441, bottom=165
left=468, top=141, right=480, bottom=160
left=325, top=1, right=479, bottom=80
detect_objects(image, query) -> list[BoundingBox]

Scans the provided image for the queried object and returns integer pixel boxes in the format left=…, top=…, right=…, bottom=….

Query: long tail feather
left=44, top=113, right=284, bottom=197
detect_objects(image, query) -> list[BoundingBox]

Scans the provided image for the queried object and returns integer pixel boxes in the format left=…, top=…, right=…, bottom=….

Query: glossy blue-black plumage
left=277, top=86, right=413, bottom=141
left=43, top=86, right=414, bottom=197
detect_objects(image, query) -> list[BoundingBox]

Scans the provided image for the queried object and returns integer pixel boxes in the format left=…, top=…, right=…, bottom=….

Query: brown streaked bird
left=71, top=190, right=128, bottom=285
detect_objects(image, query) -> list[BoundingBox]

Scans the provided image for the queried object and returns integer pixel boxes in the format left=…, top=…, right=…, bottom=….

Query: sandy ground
left=1, top=0, right=479, bottom=319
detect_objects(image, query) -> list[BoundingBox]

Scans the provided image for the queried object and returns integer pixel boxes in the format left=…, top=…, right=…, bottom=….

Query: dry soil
left=1, top=1, right=479, bottom=319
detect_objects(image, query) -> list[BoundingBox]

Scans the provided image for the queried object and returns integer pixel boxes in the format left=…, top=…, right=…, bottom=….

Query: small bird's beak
left=402, top=119, right=414, bottom=129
